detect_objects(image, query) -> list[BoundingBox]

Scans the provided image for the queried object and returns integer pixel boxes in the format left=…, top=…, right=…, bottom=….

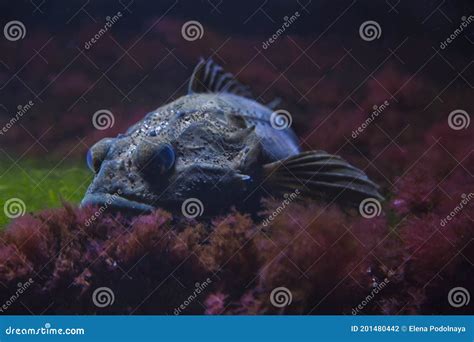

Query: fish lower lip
left=81, top=193, right=155, bottom=214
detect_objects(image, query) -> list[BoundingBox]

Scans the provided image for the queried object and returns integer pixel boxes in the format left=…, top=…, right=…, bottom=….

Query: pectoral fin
left=262, top=151, right=384, bottom=205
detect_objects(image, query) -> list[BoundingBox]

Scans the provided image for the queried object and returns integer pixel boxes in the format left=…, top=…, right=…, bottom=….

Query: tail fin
left=262, top=151, right=384, bottom=205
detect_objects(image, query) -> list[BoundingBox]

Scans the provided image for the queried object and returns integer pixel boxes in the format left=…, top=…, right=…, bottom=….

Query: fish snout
left=82, top=139, right=177, bottom=215
left=82, top=158, right=155, bottom=214
left=80, top=192, right=154, bottom=214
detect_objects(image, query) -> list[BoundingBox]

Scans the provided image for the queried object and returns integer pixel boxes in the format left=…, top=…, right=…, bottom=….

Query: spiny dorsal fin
left=188, top=58, right=252, bottom=98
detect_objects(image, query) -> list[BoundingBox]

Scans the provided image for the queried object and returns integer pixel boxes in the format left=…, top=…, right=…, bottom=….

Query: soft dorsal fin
left=188, top=58, right=252, bottom=98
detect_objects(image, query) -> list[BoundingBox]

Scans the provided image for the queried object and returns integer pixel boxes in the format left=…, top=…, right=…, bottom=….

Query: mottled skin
left=82, top=93, right=300, bottom=214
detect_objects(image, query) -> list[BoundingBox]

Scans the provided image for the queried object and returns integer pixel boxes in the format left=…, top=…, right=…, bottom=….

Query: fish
left=81, top=58, right=383, bottom=215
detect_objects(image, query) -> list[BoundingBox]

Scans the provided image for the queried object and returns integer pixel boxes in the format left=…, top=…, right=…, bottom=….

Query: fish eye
left=154, top=143, right=175, bottom=173
left=86, top=138, right=113, bottom=173
left=134, top=141, right=176, bottom=175
left=86, top=149, right=94, bottom=172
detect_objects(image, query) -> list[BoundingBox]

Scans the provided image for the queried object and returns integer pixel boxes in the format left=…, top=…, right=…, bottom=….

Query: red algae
left=0, top=192, right=471, bottom=314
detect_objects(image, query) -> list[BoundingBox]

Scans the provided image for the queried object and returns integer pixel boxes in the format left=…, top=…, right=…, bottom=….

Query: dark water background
left=0, top=0, right=472, bottom=159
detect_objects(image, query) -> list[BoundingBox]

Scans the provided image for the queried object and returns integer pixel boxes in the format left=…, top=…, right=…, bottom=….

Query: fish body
left=82, top=59, right=383, bottom=214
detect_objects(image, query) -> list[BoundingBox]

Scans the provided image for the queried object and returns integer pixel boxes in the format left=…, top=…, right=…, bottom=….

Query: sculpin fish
left=81, top=59, right=383, bottom=214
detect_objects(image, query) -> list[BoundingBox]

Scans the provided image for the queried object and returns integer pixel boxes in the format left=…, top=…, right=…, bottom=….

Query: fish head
left=81, top=106, right=264, bottom=216
left=81, top=133, right=177, bottom=214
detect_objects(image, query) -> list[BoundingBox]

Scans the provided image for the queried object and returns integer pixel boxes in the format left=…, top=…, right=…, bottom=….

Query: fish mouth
left=81, top=193, right=155, bottom=215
